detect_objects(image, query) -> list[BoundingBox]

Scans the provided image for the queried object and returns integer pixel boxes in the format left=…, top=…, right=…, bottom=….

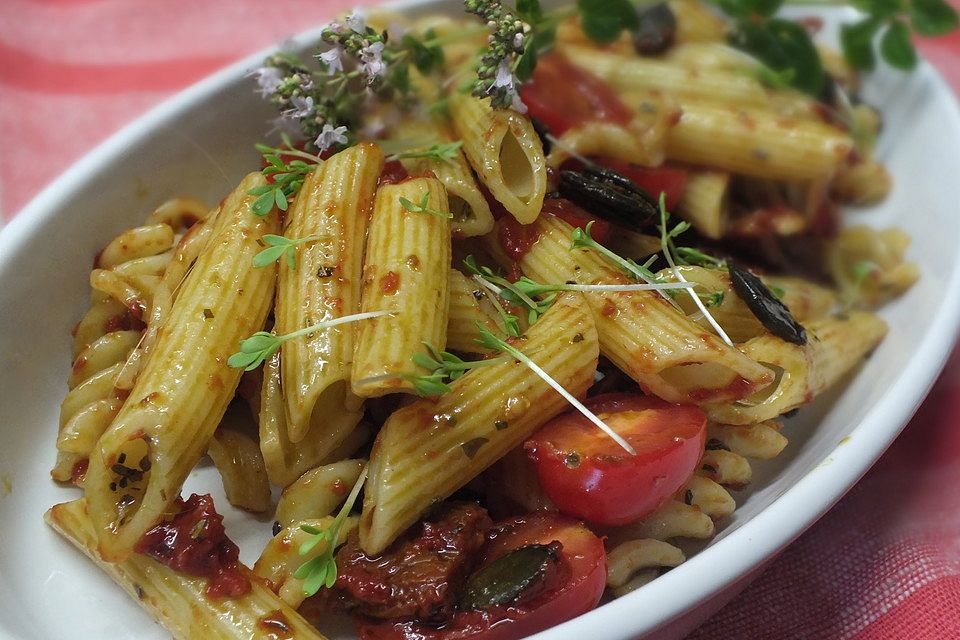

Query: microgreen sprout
left=656, top=193, right=735, bottom=347
left=294, top=464, right=368, bottom=596
left=354, top=341, right=512, bottom=396
left=248, top=134, right=324, bottom=216
left=464, top=255, right=694, bottom=329
left=387, top=140, right=464, bottom=164
left=253, top=234, right=324, bottom=269
left=399, top=192, right=454, bottom=218
left=228, top=310, right=393, bottom=371
left=476, top=324, right=636, bottom=455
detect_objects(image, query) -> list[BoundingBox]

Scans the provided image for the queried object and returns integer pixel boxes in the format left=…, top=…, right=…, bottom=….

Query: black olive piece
left=558, top=166, right=660, bottom=231
left=530, top=116, right=552, bottom=156
left=458, top=543, right=560, bottom=611
left=728, top=262, right=808, bottom=345
left=633, top=3, right=677, bottom=56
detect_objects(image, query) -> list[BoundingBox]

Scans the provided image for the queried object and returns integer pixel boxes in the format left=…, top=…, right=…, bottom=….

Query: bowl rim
left=3, top=3, right=960, bottom=639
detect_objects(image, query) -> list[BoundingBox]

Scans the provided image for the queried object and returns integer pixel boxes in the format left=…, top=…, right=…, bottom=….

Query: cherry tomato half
left=525, top=394, right=707, bottom=526
left=519, top=53, right=633, bottom=136
left=357, top=513, right=606, bottom=640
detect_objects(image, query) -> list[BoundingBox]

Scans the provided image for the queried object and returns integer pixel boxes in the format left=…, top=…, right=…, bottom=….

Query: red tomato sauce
left=135, top=493, right=250, bottom=598
left=520, top=53, right=633, bottom=136
left=379, top=160, right=410, bottom=185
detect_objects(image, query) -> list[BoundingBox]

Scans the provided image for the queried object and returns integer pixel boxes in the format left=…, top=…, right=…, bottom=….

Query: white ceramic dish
left=2, top=3, right=960, bottom=639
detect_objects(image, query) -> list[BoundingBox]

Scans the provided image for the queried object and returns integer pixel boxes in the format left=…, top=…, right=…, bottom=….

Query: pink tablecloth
left=2, top=2, right=960, bottom=638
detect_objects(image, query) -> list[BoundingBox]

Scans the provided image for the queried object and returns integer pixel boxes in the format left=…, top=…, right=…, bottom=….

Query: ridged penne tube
left=277, top=143, right=384, bottom=442
left=658, top=266, right=837, bottom=343
left=351, top=177, right=451, bottom=397
left=208, top=420, right=272, bottom=514
left=676, top=170, right=730, bottom=240
left=661, top=42, right=759, bottom=70
left=664, top=101, right=853, bottom=181
left=84, top=173, right=280, bottom=560
left=391, top=117, right=494, bottom=237
left=275, top=458, right=366, bottom=526
left=502, top=216, right=773, bottom=404
left=708, top=420, right=788, bottom=460
left=360, top=293, right=599, bottom=554
left=446, top=269, right=501, bottom=353
left=447, top=93, right=547, bottom=224
left=259, top=352, right=366, bottom=488
left=707, top=312, right=888, bottom=425
left=565, top=46, right=816, bottom=118
left=45, top=500, right=326, bottom=640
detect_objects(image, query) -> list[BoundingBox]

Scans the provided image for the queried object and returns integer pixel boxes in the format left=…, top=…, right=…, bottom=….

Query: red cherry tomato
left=519, top=53, right=633, bottom=136
left=525, top=394, right=707, bottom=526
left=357, top=513, right=607, bottom=640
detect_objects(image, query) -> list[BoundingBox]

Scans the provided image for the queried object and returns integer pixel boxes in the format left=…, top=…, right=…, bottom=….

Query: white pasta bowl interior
left=1, top=2, right=960, bottom=639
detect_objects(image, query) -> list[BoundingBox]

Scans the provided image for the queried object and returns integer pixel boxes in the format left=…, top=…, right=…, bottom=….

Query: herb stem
left=481, top=326, right=636, bottom=456
left=283, top=310, right=394, bottom=342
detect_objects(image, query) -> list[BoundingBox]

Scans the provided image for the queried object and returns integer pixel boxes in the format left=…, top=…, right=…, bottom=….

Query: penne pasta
left=352, top=177, right=452, bottom=397
left=275, top=458, right=366, bottom=527
left=447, top=92, right=547, bottom=224
left=676, top=170, right=731, bottom=240
left=707, top=312, right=888, bottom=425
left=495, top=216, right=774, bottom=404
left=208, top=412, right=272, bottom=514
left=84, top=173, right=280, bottom=560
left=389, top=116, right=494, bottom=237
left=445, top=269, right=502, bottom=353
left=360, top=292, right=599, bottom=554
left=46, top=499, right=326, bottom=640
left=276, top=143, right=384, bottom=442
left=259, top=351, right=367, bottom=488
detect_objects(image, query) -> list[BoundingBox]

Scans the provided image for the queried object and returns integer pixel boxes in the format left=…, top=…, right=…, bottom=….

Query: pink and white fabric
left=2, top=1, right=959, bottom=637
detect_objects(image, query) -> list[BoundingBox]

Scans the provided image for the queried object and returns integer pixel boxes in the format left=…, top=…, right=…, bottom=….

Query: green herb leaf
left=880, top=21, right=918, bottom=69
left=295, top=465, right=368, bottom=597
left=729, top=18, right=825, bottom=96
left=578, top=0, right=639, bottom=43
left=399, top=192, right=454, bottom=218
left=719, top=0, right=783, bottom=20
left=252, top=189, right=279, bottom=217
left=841, top=18, right=882, bottom=71
left=911, top=0, right=960, bottom=36
left=516, top=0, right=544, bottom=24
left=253, top=245, right=288, bottom=268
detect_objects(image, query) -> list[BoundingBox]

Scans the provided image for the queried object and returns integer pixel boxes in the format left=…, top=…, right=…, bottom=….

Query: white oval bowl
left=1, top=3, right=959, bottom=639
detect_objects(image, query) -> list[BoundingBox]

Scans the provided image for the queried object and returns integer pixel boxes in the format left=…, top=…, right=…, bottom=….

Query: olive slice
left=458, top=543, right=561, bottom=611
left=634, top=3, right=677, bottom=56
left=728, top=262, right=807, bottom=345
left=558, top=166, right=660, bottom=231
left=530, top=116, right=552, bottom=156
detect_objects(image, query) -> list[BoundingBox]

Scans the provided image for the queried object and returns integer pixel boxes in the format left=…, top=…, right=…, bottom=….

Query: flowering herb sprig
left=227, top=310, right=393, bottom=371
left=399, top=192, right=454, bottom=218
left=253, top=234, right=324, bottom=269
left=295, top=465, right=368, bottom=596
left=476, top=325, right=636, bottom=455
